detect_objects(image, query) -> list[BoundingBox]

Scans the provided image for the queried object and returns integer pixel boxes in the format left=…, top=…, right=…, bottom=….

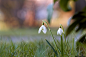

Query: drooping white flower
left=57, top=27, right=63, bottom=35
left=38, top=25, right=47, bottom=34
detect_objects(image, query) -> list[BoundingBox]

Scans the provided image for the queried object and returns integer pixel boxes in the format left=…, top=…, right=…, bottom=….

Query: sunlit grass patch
left=0, top=40, right=55, bottom=57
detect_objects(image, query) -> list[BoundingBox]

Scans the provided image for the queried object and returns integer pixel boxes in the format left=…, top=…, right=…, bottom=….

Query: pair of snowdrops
left=38, top=24, right=63, bottom=35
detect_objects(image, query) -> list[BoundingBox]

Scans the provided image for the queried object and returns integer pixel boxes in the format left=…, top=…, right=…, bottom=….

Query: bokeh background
left=0, top=0, right=74, bottom=30
left=0, top=0, right=85, bottom=42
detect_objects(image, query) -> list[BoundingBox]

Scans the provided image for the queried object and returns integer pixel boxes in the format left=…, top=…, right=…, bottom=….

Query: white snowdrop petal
left=59, top=32, right=61, bottom=35
left=38, top=29, right=41, bottom=33
left=59, top=29, right=63, bottom=34
left=38, top=25, right=47, bottom=34
left=43, top=30, right=46, bottom=34
left=42, top=25, right=47, bottom=34
left=57, top=28, right=63, bottom=35
left=38, top=25, right=43, bottom=33
left=43, top=28, right=47, bottom=34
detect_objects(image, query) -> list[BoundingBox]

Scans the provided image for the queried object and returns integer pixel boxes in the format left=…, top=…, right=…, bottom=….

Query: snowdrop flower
left=38, top=24, right=47, bottom=34
left=57, top=27, right=63, bottom=35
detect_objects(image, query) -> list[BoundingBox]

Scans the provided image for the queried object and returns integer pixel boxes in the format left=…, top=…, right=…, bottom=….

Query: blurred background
left=0, top=0, right=75, bottom=30
left=0, top=0, right=85, bottom=42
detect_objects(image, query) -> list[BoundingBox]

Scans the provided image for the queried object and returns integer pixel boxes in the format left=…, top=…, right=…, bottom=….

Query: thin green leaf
left=46, top=39, right=58, bottom=57
left=47, top=14, right=52, bottom=24
left=47, top=4, right=53, bottom=23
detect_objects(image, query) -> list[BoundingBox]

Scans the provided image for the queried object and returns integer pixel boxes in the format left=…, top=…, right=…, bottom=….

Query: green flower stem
left=61, top=35, right=64, bottom=57
left=60, top=24, right=66, bottom=56
left=60, top=24, right=66, bottom=44
left=42, top=20, right=58, bottom=50
left=64, top=34, right=66, bottom=44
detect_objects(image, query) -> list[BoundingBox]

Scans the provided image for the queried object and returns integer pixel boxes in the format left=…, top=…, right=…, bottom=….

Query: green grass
left=0, top=28, right=58, bottom=36
left=0, top=28, right=86, bottom=57
left=0, top=39, right=85, bottom=57
left=0, top=40, right=55, bottom=57
left=0, top=28, right=58, bottom=43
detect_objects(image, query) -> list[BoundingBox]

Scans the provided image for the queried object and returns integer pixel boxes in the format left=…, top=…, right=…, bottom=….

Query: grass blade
left=46, top=39, right=58, bottom=57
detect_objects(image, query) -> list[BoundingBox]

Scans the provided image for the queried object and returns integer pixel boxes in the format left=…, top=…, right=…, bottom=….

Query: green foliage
left=66, top=19, right=81, bottom=37
left=47, top=0, right=71, bottom=23
left=0, top=41, right=55, bottom=57
left=66, top=7, right=86, bottom=38
left=59, top=0, right=71, bottom=11
left=54, top=0, right=57, bottom=4
left=0, top=39, right=84, bottom=57
left=54, top=0, right=72, bottom=11
left=76, top=41, right=86, bottom=56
